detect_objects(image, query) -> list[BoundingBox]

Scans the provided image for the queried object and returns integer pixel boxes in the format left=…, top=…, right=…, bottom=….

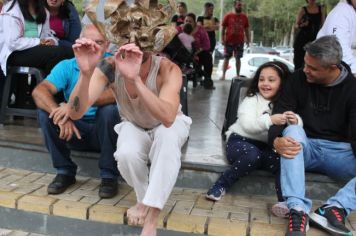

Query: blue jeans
left=280, top=125, right=356, bottom=213
left=326, top=177, right=356, bottom=215
left=37, top=104, right=120, bottom=179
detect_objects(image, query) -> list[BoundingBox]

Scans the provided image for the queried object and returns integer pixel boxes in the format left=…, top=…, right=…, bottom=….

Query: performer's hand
left=49, top=103, right=71, bottom=126
left=58, top=119, right=81, bottom=141
left=273, top=137, right=301, bottom=159
left=73, top=38, right=102, bottom=77
left=115, top=43, right=143, bottom=82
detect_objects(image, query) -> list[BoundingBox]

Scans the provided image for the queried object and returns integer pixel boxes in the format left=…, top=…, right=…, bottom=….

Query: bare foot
left=127, top=203, right=149, bottom=226
left=140, top=208, right=160, bottom=236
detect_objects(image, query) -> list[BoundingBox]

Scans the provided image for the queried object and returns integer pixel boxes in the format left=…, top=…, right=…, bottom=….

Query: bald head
left=80, top=24, right=102, bottom=38
left=80, top=24, right=109, bottom=55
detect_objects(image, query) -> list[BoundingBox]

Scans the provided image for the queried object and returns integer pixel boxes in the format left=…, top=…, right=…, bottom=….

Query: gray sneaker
left=309, top=205, right=353, bottom=236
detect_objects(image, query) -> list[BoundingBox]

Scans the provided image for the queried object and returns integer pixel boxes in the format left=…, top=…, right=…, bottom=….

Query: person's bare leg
left=221, top=58, right=229, bottom=80
left=235, top=58, right=241, bottom=77
left=140, top=207, right=160, bottom=236
left=127, top=202, right=149, bottom=226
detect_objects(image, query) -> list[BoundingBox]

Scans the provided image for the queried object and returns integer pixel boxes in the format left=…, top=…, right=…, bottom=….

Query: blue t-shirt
left=45, top=52, right=112, bottom=119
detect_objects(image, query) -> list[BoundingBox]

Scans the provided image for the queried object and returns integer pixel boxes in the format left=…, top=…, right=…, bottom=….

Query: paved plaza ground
left=0, top=79, right=354, bottom=235
left=1, top=167, right=355, bottom=235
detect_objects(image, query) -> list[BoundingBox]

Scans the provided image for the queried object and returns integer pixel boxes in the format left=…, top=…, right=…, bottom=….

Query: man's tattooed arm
left=71, top=96, right=80, bottom=112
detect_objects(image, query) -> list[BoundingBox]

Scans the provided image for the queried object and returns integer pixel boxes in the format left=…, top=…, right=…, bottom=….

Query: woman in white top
left=0, top=0, right=74, bottom=107
left=206, top=61, right=303, bottom=211
left=0, top=0, right=74, bottom=76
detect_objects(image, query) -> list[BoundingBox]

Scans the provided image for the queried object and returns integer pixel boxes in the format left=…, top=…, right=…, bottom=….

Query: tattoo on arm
left=71, top=96, right=80, bottom=112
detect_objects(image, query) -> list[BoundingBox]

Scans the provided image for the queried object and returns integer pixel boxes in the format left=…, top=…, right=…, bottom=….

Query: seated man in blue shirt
left=32, top=24, right=120, bottom=198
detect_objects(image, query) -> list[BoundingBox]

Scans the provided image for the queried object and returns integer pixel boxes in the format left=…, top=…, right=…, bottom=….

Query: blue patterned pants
left=216, top=133, right=283, bottom=201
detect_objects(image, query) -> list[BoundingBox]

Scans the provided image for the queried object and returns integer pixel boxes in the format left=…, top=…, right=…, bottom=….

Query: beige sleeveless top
left=112, top=55, right=164, bottom=129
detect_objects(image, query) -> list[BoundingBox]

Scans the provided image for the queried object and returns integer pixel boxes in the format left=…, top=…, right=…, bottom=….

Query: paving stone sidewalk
left=0, top=228, right=47, bottom=236
left=0, top=167, right=355, bottom=236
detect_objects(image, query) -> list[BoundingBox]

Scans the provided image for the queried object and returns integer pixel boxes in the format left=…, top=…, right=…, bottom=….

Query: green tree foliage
left=244, top=0, right=339, bottom=46
left=73, top=0, right=339, bottom=46
left=248, top=0, right=300, bottom=45
left=73, top=0, right=84, bottom=15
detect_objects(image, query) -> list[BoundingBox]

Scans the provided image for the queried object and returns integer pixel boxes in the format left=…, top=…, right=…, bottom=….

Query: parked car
left=278, top=48, right=294, bottom=62
left=216, top=53, right=294, bottom=80
left=213, top=42, right=224, bottom=64
left=245, top=46, right=280, bottom=56
left=273, top=46, right=290, bottom=53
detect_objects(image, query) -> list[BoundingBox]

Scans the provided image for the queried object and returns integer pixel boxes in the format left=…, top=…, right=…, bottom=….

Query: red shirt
left=222, top=12, right=249, bottom=45
left=50, top=15, right=65, bottom=39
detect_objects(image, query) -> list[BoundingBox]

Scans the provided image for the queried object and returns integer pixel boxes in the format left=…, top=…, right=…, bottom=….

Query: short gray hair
left=304, top=35, right=343, bottom=67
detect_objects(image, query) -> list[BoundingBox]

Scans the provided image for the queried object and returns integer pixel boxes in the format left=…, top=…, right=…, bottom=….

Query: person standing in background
left=183, top=13, right=215, bottom=89
left=317, top=0, right=356, bottom=77
left=197, top=2, right=219, bottom=53
left=221, top=0, right=250, bottom=80
left=293, top=0, right=325, bottom=70
left=171, top=1, right=187, bottom=27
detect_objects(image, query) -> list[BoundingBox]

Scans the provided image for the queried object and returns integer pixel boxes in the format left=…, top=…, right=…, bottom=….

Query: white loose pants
left=113, top=114, right=192, bottom=210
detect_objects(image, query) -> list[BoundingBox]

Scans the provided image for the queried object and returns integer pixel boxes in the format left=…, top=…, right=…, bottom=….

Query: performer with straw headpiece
left=49, top=1, right=192, bottom=235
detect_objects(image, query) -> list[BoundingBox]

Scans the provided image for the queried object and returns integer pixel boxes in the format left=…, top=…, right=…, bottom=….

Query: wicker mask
left=85, top=0, right=177, bottom=51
